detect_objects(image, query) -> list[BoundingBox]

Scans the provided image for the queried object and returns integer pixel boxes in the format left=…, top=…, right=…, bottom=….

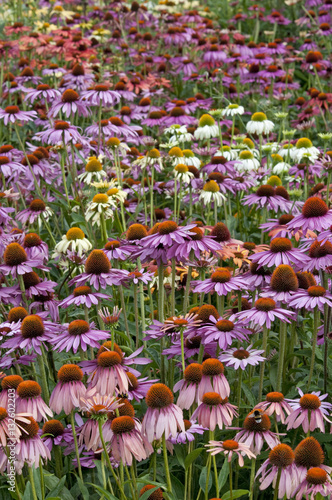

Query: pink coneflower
left=219, top=345, right=265, bottom=370
left=162, top=313, right=201, bottom=340
left=0, top=155, right=25, bottom=178
left=109, top=416, right=153, bottom=465
left=69, top=249, right=126, bottom=290
left=285, top=389, right=332, bottom=433
left=162, top=107, right=197, bottom=127
left=167, top=226, right=222, bottom=261
left=261, top=264, right=299, bottom=302
left=2, top=314, right=56, bottom=355
left=34, top=120, right=86, bottom=145
left=249, top=237, right=309, bottom=268
left=42, top=419, right=68, bottom=452
left=255, top=392, right=292, bottom=424
left=294, top=468, right=332, bottom=500
left=79, top=394, right=121, bottom=451
left=174, top=363, right=203, bottom=409
left=86, top=350, right=129, bottom=397
left=242, top=185, right=294, bottom=212
left=24, top=84, right=61, bottom=104
left=288, top=285, right=332, bottom=311
left=255, top=443, right=298, bottom=499
left=49, top=364, right=86, bottom=415
left=243, top=262, right=271, bottom=290
left=192, top=267, right=243, bottom=296
left=23, top=233, right=48, bottom=262
left=0, top=407, right=31, bottom=446
left=103, top=239, right=133, bottom=261
left=81, top=84, right=121, bottom=107
left=59, top=286, right=109, bottom=309
left=17, top=198, right=53, bottom=225
left=50, top=320, right=109, bottom=353
left=199, top=358, right=230, bottom=399
left=142, top=383, right=184, bottom=442
left=192, top=392, right=238, bottom=430
left=231, top=297, right=295, bottom=329
left=0, top=105, right=37, bottom=125
left=303, top=240, right=332, bottom=271
left=235, top=410, right=280, bottom=454
left=49, top=89, right=90, bottom=118
left=286, top=197, right=332, bottom=232
left=0, top=242, right=48, bottom=277
left=294, top=436, right=332, bottom=482
left=202, top=154, right=237, bottom=176
left=107, top=117, right=140, bottom=138
left=168, top=418, right=207, bottom=445
left=15, top=416, right=51, bottom=474
left=0, top=375, right=23, bottom=408
left=200, top=317, right=250, bottom=350
left=126, top=372, right=158, bottom=402
left=16, top=381, right=52, bottom=422
left=206, top=439, right=256, bottom=466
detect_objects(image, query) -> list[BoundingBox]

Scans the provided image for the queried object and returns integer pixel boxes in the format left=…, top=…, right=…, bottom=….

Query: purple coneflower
left=285, top=389, right=332, bottom=433
left=86, top=349, right=129, bottom=397
left=34, top=120, right=86, bottom=145
left=250, top=237, right=309, bottom=268
left=287, top=197, right=332, bottom=232
left=192, top=392, right=238, bottom=430
left=235, top=410, right=280, bottom=454
left=255, top=392, right=292, bottom=424
left=103, top=239, right=132, bottom=261
left=174, top=363, right=203, bottom=409
left=0, top=407, right=31, bottom=446
left=206, top=439, right=256, bottom=466
left=261, top=264, right=299, bottom=302
left=0, top=375, right=23, bottom=408
left=303, top=240, right=332, bottom=272
left=17, top=198, right=53, bottom=226
left=2, top=314, right=55, bottom=355
left=192, top=267, right=243, bottom=296
left=294, top=468, right=332, bottom=500
left=109, top=416, right=153, bottom=465
left=59, top=286, right=109, bottom=309
left=49, top=89, right=89, bottom=118
left=167, top=226, right=222, bottom=261
left=219, top=345, right=265, bottom=370
left=126, top=372, right=158, bottom=402
left=294, top=436, right=332, bottom=482
left=0, top=242, right=48, bottom=277
left=81, top=84, right=120, bottom=106
left=24, top=84, right=61, bottom=103
left=0, top=105, right=37, bottom=124
left=168, top=419, right=206, bottom=445
left=142, top=383, right=184, bottom=442
left=231, top=297, right=295, bottom=329
left=199, top=358, right=230, bottom=399
left=50, top=320, right=109, bottom=353
left=15, top=416, right=51, bottom=474
left=256, top=443, right=298, bottom=499
left=200, top=316, right=250, bottom=350
left=49, top=364, right=86, bottom=415
left=16, top=380, right=52, bottom=422
left=23, top=233, right=48, bottom=262
left=288, top=284, right=332, bottom=311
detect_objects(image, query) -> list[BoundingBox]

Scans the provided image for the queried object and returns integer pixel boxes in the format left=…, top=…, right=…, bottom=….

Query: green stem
left=37, top=350, right=49, bottom=403
left=273, top=469, right=281, bottom=500
left=307, top=307, right=320, bottom=391
left=28, top=467, right=38, bottom=500
left=162, top=433, right=172, bottom=494
left=229, top=460, right=233, bottom=500
left=249, top=458, right=256, bottom=500
left=276, top=321, right=287, bottom=392
left=258, top=325, right=269, bottom=401
left=70, top=410, right=83, bottom=482
left=98, top=419, right=125, bottom=498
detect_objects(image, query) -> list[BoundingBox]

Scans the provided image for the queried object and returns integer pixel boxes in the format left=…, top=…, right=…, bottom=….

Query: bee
left=251, top=409, right=263, bottom=423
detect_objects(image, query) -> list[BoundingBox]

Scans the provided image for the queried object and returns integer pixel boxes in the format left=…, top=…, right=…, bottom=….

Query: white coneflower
left=168, top=146, right=184, bottom=166
left=107, top=186, right=127, bottom=204
left=246, top=112, right=274, bottom=135
left=78, top=157, right=107, bottom=185
left=106, top=137, right=130, bottom=156
left=164, top=124, right=194, bottom=144
left=174, top=164, right=194, bottom=184
left=85, top=193, right=114, bottom=226
left=194, top=114, right=219, bottom=140
left=54, top=227, right=92, bottom=257
left=199, top=180, right=225, bottom=207
left=50, top=5, right=74, bottom=20
left=215, top=146, right=238, bottom=161
left=261, top=142, right=279, bottom=154
left=290, top=137, right=320, bottom=163
left=278, top=143, right=294, bottom=159
left=271, top=154, right=291, bottom=175
left=222, top=103, right=245, bottom=117
left=133, top=148, right=163, bottom=171
left=181, top=149, right=201, bottom=168
left=236, top=150, right=260, bottom=172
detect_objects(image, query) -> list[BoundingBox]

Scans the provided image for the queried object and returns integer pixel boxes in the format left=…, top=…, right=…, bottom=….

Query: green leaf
left=199, top=465, right=212, bottom=494
left=139, top=487, right=161, bottom=500
left=86, top=483, right=118, bottom=500
left=222, top=489, right=250, bottom=499
left=22, top=483, right=32, bottom=500
left=218, top=458, right=229, bottom=490
left=77, top=477, right=89, bottom=499
left=184, top=447, right=204, bottom=469
left=173, top=444, right=185, bottom=468
left=170, top=474, right=185, bottom=499
left=241, top=383, right=255, bottom=408
left=44, top=475, right=74, bottom=500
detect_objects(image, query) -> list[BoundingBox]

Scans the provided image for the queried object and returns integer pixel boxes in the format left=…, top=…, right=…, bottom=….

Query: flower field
left=0, top=0, right=332, bottom=499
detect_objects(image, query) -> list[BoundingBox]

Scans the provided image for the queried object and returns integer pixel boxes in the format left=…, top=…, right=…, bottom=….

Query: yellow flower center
left=92, top=193, right=109, bottom=204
